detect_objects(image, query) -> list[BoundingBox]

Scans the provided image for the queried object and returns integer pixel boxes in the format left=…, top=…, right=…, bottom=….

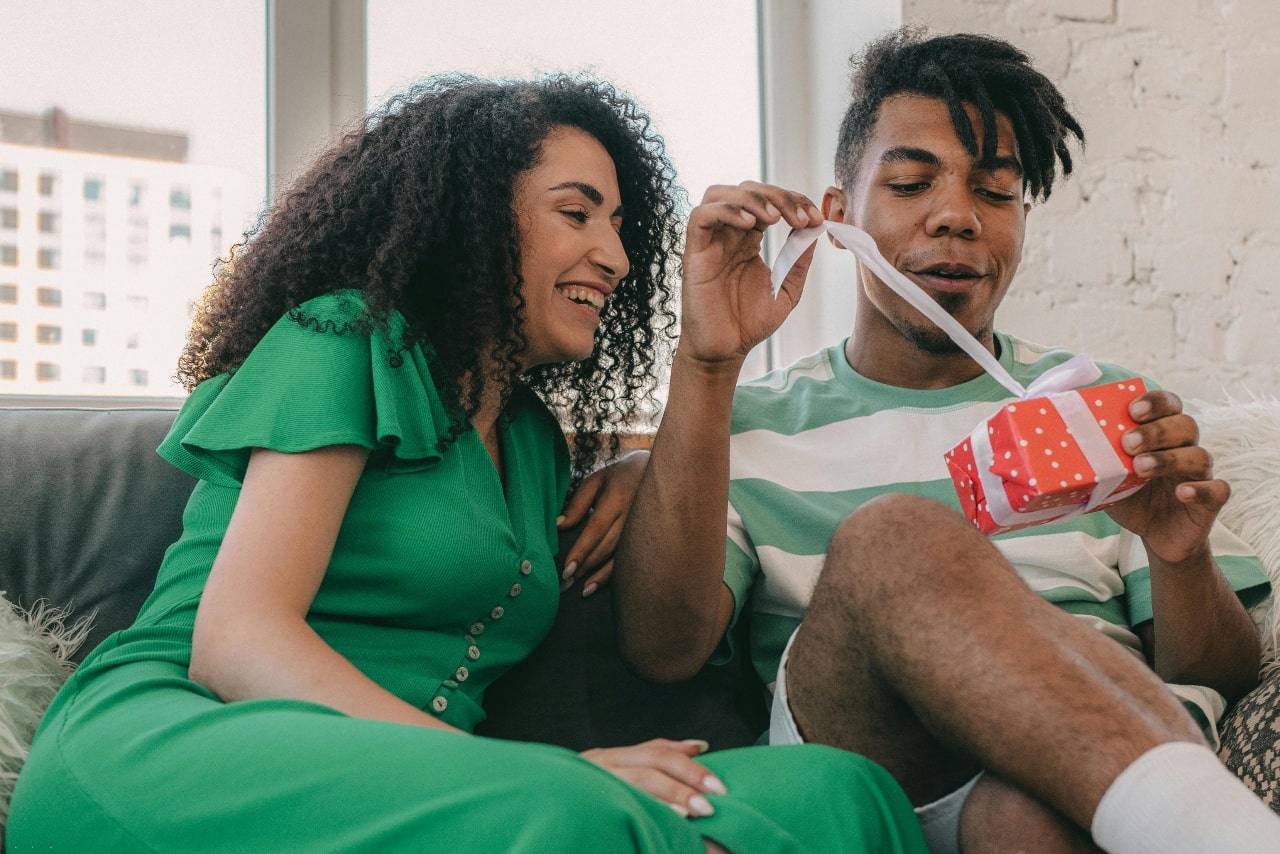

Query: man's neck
left=843, top=331, right=999, bottom=390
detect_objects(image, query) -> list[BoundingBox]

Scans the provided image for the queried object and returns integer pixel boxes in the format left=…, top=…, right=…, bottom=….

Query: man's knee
left=959, top=774, right=1100, bottom=854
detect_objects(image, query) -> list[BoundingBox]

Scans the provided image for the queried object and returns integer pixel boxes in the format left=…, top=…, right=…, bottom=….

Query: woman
left=8, top=74, right=925, bottom=852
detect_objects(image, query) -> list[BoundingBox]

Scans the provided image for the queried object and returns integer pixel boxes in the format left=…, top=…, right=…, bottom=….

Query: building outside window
left=0, top=169, right=17, bottom=193
left=0, top=283, right=16, bottom=303
left=36, top=324, right=62, bottom=345
left=0, top=208, right=16, bottom=229
left=82, top=328, right=97, bottom=346
left=38, top=211, right=59, bottom=233
left=82, top=366, right=106, bottom=384
left=36, top=286, right=62, bottom=307
left=84, top=177, right=104, bottom=201
left=0, top=359, right=15, bottom=380
left=0, top=321, right=16, bottom=341
left=128, top=368, right=148, bottom=386
left=0, top=245, right=16, bottom=266
left=37, top=173, right=57, bottom=196
left=169, top=185, right=191, bottom=209
left=36, top=248, right=59, bottom=270
left=83, top=291, right=107, bottom=309
left=35, top=362, right=60, bottom=382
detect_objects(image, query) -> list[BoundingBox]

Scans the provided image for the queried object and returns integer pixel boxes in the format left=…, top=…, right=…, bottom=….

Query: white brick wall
left=904, top=0, right=1280, bottom=402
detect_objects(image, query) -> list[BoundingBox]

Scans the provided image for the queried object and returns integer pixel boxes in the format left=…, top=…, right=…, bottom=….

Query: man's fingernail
left=582, top=582, right=598, bottom=598
left=555, top=514, right=567, bottom=527
left=1122, top=432, right=1141, bottom=453
left=688, top=795, right=715, bottom=817
left=702, top=775, right=728, bottom=795
left=561, top=561, right=577, bottom=580
left=1130, top=400, right=1151, bottom=418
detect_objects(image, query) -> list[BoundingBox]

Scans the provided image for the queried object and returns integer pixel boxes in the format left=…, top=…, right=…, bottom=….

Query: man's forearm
left=614, top=351, right=742, bottom=682
left=1145, top=545, right=1261, bottom=702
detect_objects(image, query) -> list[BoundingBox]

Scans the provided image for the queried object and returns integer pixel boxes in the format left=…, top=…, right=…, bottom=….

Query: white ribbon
left=769, top=221, right=1135, bottom=529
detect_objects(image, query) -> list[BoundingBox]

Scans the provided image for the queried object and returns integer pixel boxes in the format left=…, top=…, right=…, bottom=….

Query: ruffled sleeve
left=159, top=291, right=450, bottom=486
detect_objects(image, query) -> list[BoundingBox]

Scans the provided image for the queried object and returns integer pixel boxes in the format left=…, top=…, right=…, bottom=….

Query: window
left=36, top=286, right=62, bottom=307
left=35, top=362, right=60, bottom=382
left=84, top=177, right=105, bottom=202
left=0, top=283, right=16, bottom=303
left=169, top=222, right=192, bottom=240
left=83, top=291, right=107, bottom=310
left=82, top=366, right=107, bottom=384
left=0, top=208, right=16, bottom=229
left=128, top=368, right=149, bottom=386
left=36, top=324, right=62, bottom=344
left=38, top=173, right=57, bottom=197
left=125, top=332, right=141, bottom=349
left=0, top=245, right=16, bottom=266
left=37, top=248, right=60, bottom=270
left=0, top=360, right=15, bottom=380
left=169, top=186, right=192, bottom=209
left=0, top=170, right=17, bottom=193
left=129, top=182, right=146, bottom=207
left=127, top=294, right=149, bottom=311
left=82, top=328, right=98, bottom=346
left=0, top=321, right=16, bottom=341
left=38, top=211, right=59, bottom=233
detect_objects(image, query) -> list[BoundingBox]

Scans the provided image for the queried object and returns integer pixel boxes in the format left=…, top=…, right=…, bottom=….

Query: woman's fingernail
left=561, top=561, right=577, bottom=580
left=582, top=582, right=598, bottom=598
left=668, top=802, right=690, bottom=818
left=688, top=795, right=715, bottom=817
left=560, top=578, right=573, bottom=593
left=702, top=775, right=728, bottom=795
left=682, top=739, right=710, bottom=754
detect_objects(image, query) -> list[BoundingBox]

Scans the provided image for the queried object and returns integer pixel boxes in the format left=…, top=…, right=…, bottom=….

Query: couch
left=2, top=403, right=1279, bottom=837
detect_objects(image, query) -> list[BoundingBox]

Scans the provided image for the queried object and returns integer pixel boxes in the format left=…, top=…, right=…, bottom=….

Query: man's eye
left=978, top=188, right=1017, bottom=202
left=562, top=210, right=589, bottom=223
left=887, top=182, right=928, bottom=195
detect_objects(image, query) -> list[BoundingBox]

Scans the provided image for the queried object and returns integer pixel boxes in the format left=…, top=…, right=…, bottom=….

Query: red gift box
left=945, top=378, right=1149, bottom=535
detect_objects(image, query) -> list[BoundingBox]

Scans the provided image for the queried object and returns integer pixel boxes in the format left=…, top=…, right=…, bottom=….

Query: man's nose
left=924, top=182, right=981, bottom=238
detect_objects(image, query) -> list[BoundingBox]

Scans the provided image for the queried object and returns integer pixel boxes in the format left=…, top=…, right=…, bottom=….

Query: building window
left=0, top=245, right=16, bottom=266
left=0, top=170, right=17, bottom=193
left=36, top=362, right=60, bottom=382
left=125, top=332, right=141, bottom=349
left=128, top=368, right=149, bottom=386
left=169, top=222, right=192, bottom=241
left=0, top=208, right=16, bottom=229
left=0, top=360, right=15, bottom=380
left=83, top=291, right=107, bottom=309
left=0, top=321, right=16, bottom=341
left=82, top=366, right=106, bottom=384
left=36, top=324, right=62, bottom=344
left=37, top=248, right=59, bottom=270
left=85, top=248, right=107, bottom=271
left=0, top=283, right=16, bottom=303
left=38, top=173, right=57, bottom=197
left=38, top=211, right=59, bottom=233
left=84, top=177, right=104, bottom=202
left=127, top=294, right=149, bottom=311
left=36, top=286, right=62, bottom=307
left=169, top=186, right=192, bottom=209
left=129, top=181, right=146, bottom=207
left=82, top=328, right=98, bottom=346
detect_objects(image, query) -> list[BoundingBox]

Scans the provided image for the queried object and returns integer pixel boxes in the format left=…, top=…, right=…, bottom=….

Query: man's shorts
left=768, top=627, right=980, bottom=854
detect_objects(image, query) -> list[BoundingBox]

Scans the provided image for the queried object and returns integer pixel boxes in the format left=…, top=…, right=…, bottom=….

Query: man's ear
left=822, top=186, right=848, bottom=248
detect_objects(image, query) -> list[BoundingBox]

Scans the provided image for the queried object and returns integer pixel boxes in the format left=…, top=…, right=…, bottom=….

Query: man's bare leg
left=785, top=493, right=1204, bottom=848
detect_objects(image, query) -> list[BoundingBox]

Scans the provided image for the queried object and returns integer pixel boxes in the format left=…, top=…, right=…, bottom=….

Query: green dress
left=9, top=293, right=926, bottom=853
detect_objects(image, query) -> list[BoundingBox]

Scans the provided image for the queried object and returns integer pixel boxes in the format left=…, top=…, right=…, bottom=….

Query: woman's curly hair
left=178, top=74, right=683, bottom=480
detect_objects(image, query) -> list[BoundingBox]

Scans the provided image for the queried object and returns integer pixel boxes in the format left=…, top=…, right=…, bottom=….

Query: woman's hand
left=679, top=182, right=823, bottom=368
left=580, top=738, right=727, bottom=818
left=558, top=450, right=650, bottom=597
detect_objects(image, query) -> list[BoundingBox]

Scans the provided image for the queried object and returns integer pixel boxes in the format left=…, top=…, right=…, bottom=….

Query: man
left=614, top=28, right=1280, bottom=854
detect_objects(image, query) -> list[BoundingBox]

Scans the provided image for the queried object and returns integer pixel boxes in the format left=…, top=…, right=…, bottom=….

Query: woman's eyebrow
left=549, top=181, right=605, bottom=205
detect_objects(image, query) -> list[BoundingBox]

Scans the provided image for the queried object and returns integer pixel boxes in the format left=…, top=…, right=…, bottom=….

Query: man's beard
left=900, top=292, right=982, bottom=356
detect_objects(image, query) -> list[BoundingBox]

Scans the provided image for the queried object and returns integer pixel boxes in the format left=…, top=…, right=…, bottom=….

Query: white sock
left=1090, top=741, right=1280, bottom=853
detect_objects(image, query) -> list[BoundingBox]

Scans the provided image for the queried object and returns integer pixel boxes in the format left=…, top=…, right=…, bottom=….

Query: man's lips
left=907, top=265, right=986, bottom=294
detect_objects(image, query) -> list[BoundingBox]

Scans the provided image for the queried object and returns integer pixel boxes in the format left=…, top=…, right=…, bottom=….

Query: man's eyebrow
left=975, top=154, right=1024, bottom=177
left=879, top=146, right=1024, bottom=177
left=548, top=181, right=625, bottom=217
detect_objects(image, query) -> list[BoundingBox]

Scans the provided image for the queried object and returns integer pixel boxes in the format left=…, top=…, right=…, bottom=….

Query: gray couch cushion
left=0, top=407, right=193, bottom=661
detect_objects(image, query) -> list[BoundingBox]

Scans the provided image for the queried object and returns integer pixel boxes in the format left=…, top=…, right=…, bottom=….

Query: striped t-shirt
left=723, top=332, right=1270, bottom=744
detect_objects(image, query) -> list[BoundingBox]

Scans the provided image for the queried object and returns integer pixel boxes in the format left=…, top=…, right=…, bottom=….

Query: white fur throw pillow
left=1189, top=396, right=1280, bottom=676
left=0, top=593, right=85, bottom=836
